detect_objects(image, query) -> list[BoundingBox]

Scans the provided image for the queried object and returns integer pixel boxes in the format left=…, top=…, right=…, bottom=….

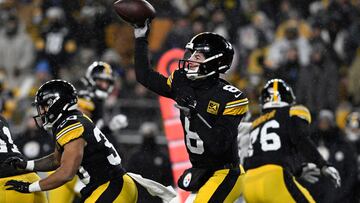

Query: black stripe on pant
left=283, top=169, right=309, bottom=203
left=96, top=178, right=124, bottom=203
left=208, top=167, right=241, bottom=203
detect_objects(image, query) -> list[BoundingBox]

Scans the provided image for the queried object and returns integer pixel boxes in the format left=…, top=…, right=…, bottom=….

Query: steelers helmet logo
left=183, top=172, right=192, bottom=188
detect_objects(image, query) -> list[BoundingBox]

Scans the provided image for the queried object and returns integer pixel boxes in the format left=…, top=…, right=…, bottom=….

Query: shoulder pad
left=77, top=97, right=95, bottom=112
left=56, top=116, right=84, bottom=147
left=289, top=105, right=312, bottom=124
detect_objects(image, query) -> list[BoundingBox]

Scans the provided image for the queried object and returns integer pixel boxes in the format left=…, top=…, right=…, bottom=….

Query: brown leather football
left=113, top=0, right=156, bottom=26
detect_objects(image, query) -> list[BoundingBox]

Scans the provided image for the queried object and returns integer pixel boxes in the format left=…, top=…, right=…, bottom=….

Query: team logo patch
left=183, top=172, right=192, bottom=188
left=207, top=101, right=219, bottom=115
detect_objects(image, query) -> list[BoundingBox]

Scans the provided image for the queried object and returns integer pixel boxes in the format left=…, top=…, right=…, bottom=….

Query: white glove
left=322, top=165, right=341, bottom=188
left=300, top=163, right=320, bottom=184
left=134, top=19, right=151, bottom=38
left=109, top=114, right=128, bottom=132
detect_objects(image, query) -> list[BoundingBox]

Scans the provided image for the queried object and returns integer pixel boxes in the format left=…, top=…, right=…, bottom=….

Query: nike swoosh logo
left=235, top=93, right=242, bottom=98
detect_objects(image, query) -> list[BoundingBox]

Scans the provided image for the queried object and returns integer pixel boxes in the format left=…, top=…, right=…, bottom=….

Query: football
left=113, top=0, right=156, bottom=26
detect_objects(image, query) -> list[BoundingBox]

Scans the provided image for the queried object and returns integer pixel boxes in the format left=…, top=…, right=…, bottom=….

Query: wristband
left=29, top=181, right=42, bottom=192
left=25, top=160, right=35, bottom=171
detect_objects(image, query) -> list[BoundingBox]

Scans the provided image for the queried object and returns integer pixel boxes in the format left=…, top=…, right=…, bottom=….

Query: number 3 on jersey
left=248, top=120, right=281, bottom=157
left=93, top=127, right=121, bottom=165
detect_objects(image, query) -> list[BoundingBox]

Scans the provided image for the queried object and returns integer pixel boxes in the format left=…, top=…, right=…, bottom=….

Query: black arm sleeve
left=291, top=117, right=328, bottom=168
left=135, top=38, right=172, bottom=98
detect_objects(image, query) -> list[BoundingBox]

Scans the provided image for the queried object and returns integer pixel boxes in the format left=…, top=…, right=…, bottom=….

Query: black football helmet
left=85, top=61, right=115, bottom=99
left=179, top=32, right=234, bottom=80
left=260, top=79, right=296, bottom=109
left=33, top=79, right=78, bottom=130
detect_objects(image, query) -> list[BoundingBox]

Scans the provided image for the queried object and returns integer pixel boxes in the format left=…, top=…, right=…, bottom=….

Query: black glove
left=174, top=86, right=197, bottom=117
left=2, top=156, right=27, bottom=170
left=5, top=180, right=31, bottom=193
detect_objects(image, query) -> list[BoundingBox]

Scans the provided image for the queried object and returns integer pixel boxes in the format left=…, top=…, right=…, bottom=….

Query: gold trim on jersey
left=56, top=123, right=84, bottom=146
left=225, top=98, right=249, bottom=108
left=207, top=101, right=220, bottom=115
left=167, top=72, right=175, bottom=88
left=289, top=105, right=312, bottom=124
left=223, top=98, right=249, bottom=115
left=252, top=110, right=276, bottom=128
left=78, top=98, right=95, bottom=111
left=223, top=98, right=249, bottom=116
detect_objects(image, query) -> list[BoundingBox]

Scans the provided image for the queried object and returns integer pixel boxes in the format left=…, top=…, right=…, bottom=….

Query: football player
left=0, top=115, right=47, bottom=203
left=77, top=61, right=128, bottom=131
left=243, top=79, right=341, bottom=203
left=133, top=22, right=248, bottom=202
left=3, top=80, right=137, bottom=202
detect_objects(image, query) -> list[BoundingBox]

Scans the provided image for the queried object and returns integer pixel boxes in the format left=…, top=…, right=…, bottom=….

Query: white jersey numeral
left=93, top=127, right=121, bottom=165
left=0, top=126, right=20, bottom=153
left=248, top=120, right=281, bottom=156
left=184, top=117, right=204, bottom=154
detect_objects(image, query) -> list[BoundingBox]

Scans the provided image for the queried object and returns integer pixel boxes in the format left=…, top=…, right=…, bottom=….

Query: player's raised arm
left=133, top=20, right=172, bottom=98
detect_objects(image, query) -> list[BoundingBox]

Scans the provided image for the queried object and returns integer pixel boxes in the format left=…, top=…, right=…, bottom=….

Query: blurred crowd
left=1, top=0, right=360, bottom=202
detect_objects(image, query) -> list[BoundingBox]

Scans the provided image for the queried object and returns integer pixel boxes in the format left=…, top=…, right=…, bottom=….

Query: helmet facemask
left=33, top=93, right=62, bottom=130
left=179, top=50, right=219, bottom=80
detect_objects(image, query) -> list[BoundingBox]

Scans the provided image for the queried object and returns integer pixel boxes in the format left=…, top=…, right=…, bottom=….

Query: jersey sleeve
left=56, top=120, right=84, bottom=147
left=222, top=92, right=249, bottom=116
left=166, top=71, right=175, bottom=88
left=134, top=38, right=172, bottom=98
left=289, top=105, right=311, bottom=124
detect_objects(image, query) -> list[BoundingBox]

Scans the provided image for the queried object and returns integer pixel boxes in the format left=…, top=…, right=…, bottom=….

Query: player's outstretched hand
left=322, top=165, right=341, bottom=188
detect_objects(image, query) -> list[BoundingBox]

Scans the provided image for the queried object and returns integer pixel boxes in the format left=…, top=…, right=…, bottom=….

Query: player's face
left=188, top=51, right=205, bottom=70
left=39, top=105, right=49, bottom=114
left=95, top=78, right=111, bottom=91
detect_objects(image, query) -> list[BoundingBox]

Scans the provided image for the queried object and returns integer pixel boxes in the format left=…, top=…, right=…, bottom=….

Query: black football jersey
left=177, top=79, right=248, bottom=168
left=135, top=65, right=249, bottom=169
left=53, top=110, right=124, bottom=196
left=0, top=115, right=28, bottom=178
left=244, top=105, right=312, bottom=171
